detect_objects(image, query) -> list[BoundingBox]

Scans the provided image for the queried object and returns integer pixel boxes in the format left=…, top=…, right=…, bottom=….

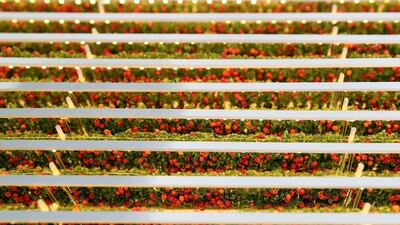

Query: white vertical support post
left=344, top=162, right=364, bottom=207
left=340, top=47, right=348, bottom=59
left=342, top=97, right=349, bottom=111
left=354, top=162, right=364, bottom=177
left=340, top=127, right=357, bottom=173
left=340, top=97, right=350, bottom=137
left=66, top=96, right=75, bottom=109
left=345, top=126, right=358, bottom=172
left=55, top=125, right=66, bottom=141
left=84, top=45, right=95, bottom=59
left=337, top=72, right=345, bottom=83
left=49, top=202, right=62, bottom=225
left=38, top=198, right=62, bottom=225
left=338, top=73, right=348, bottom=134
left=327, top=26, right=339, bottom=57
left=49, top=162, right=61, bottom=176
left=330, top=72, right=345, bottom=109
left=361, top=203, right=372, bottom=225
left=48, top=162, right=77, bottom=205
left=327, top=4, right=339, bottom=57
left=91, top=28, right=99, bottom=35
left=98, top=0, right=105, bottom=13
left=76, top=68, right=86, bottom=82
left=361, top=202, right=371, bottom=214
left=353, top=163, right=366, bottom=208
left=53, top=124, right=67, bottom=168
left=65, top=96, right=88, bottom=136
left=331, top=4, right=338, bottom=14
left=75, top=67, right=93, bottom=106
left=37, top=199, right=50, bottom=212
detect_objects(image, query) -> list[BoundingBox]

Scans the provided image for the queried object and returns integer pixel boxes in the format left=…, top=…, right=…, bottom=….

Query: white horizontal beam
left=0, top=12, right=399, bottom=23
left=1, top=82, right=400, bottom=92
left=0, top=108, right=399, bottom=120
left=2, top=140, right=399, bottom=153
left=1, top=33, right=400, bottom=44
left=0, top=175, right=399, bottom=188
left=0, top=211, right=399, bottom=225
left=2, top=57, right=400, bottom=69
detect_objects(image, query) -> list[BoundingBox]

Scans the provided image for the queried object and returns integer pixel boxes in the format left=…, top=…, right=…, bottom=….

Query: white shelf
left=0, top=108, right=399, bottom=120
left=0, top=211, right=399, bottom=224
left=1, top=12, right=399, bottom=22
left=0, top=175, right=399, bottom=188
left=1, top=82, right=400, bottom=92
left=1, top=33, right=400, bottom=44
left=2, top=57, right=400, bottom=68
left=1, top=140, right=399, bottom=153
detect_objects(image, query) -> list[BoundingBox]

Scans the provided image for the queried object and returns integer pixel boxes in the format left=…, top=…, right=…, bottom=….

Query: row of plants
left=1, top=43, right=399, bottom=58
left=1, top=202, right=399, bottom=213
left=0, top=185, right=399, bottom=210
left=1, top=65, right=400, bottom=83
left=1, top=0, right=399, bottom=12
left=2, top=20, right=399, bottom=34
left=2, top=109, right=400, bottom=135
left=1, top=89, right=399, bottom=110
left=1, top=131, right=399, bottom=173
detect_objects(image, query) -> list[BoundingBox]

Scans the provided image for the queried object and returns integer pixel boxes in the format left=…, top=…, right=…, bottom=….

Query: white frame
left=1, top=33, right=400, bottom=44
left=1, top=140, right=399, bottom=153
left=0, top=211, right=399, bottom=224
left=1, top=82, right=400, bottom=92
left=1, top=12, right=399, bottom=22
left=0, top=108, right=399, bottom=120
left=2, top=57, right=400, bottom=68
left=1, top=175, right=399, bottom=188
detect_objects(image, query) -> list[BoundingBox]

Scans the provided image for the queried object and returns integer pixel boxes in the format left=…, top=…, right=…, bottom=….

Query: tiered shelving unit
left=0, top=0, right=399, bottom=224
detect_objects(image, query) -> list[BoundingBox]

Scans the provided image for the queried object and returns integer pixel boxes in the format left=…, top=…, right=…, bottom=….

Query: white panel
left=0, top=211, right=399, bottom=224
left=1, top=140, right=399, bottom=153
left=0, top=175, right=399, bottom=188
left=1, top=33, right=399, bottom=44
left=1, top=82, right=399, bottom=92
left=2, top=57, right=399, bottom=68
left=0, top=108, right=399, bottom=120
left=0, top=12, right=398, bottom=22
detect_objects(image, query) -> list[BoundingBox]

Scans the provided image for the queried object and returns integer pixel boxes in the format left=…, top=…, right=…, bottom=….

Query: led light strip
left=0, top=108, right=399, bottom=120
left=1, top=140, right=399, bottom=153
left=1, top=175, right=399, bottom=188
left=1, top=33, right=400, bottom=44
left=0, top=211, right=399, bottom=224
left=1, top=12, right=399, bottom=23
left=1, top=82, right=400, bottom=92
left=2, top=57, right=400, bottom=69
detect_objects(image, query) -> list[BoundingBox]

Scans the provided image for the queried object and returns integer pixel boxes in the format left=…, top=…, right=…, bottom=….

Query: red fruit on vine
left=104, top=129, right=111, bottom=135
left=199, top=156, right=205, bottom=163
left=82, top=200, right=88, bottom=206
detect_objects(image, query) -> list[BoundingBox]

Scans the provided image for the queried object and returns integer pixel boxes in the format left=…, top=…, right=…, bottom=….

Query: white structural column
left=1, top=57, right=400, bottom=68
left=1, top=82, right=400, bottom=92
left=1, top=33, right=400, bottom=44
left=0, top=175, right=399, bottom=188
left=0, top=12, right=399, bottom=23
left=0, top=108, right=399, bottom=120
left=0, top=211, right=399, bottom=224
left=1, top=140, right=399, bottom=153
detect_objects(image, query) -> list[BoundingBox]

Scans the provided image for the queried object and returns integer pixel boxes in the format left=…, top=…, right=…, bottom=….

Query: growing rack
left=0, top=0, right=399, bottom=224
